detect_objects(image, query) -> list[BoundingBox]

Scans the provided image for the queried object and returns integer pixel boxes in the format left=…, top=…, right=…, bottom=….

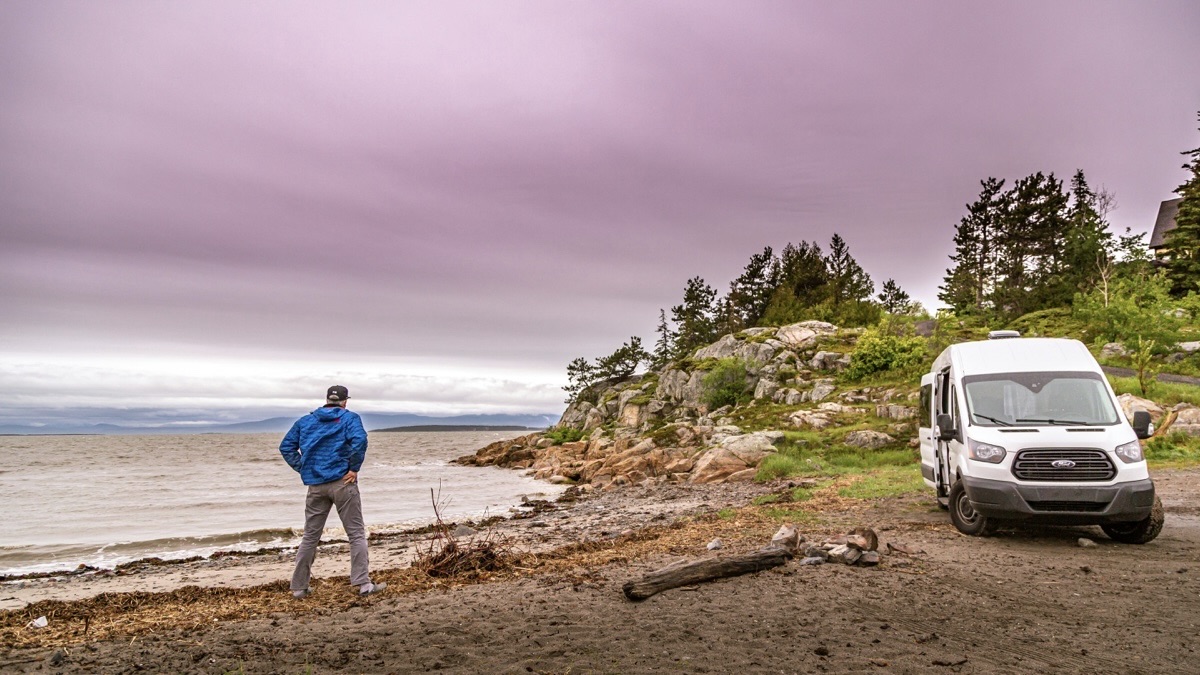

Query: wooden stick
left=622, top=525, right=801, bottom=601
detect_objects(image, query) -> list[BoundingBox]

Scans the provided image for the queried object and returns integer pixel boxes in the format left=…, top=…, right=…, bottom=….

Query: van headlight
left=1115, top=440, right=1144, bottom=463
left=968, top=438, right=1006, bottom=464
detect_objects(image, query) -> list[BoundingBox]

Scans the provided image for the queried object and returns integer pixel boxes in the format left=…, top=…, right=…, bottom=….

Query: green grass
left=543, top=426, right=586, bottom=445
left=838, top=466, right=926, bottom=499
left=716, top=508, right=738, bottom=520
left=1146, top=431, right=1200, bottom=467
left=1108, top=376, right=1200, bottom=407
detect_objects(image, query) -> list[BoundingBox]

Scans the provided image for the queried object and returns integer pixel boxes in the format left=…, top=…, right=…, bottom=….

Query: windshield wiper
left=973, top=414, right=1012, bottom=426
left=1015, top=418, right=1096, bottom=426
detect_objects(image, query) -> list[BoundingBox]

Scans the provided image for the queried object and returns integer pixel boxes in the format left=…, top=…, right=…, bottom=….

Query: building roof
left=1150, top=197, right=1184, bottom=249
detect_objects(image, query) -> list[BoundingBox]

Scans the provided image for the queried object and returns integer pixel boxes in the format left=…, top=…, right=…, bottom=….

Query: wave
left=0, top=527, right=304, bottom=578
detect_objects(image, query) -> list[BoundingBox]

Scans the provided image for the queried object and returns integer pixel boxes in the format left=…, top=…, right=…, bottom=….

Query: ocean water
left=0, top=430, right=560, bottom=577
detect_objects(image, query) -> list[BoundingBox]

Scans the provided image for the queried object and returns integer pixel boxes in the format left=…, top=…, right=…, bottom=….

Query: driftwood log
left=622, top=525, right=801, bottom=601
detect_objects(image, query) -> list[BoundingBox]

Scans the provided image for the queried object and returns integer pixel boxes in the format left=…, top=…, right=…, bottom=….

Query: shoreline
left=0, top=480, right=767, bottom=612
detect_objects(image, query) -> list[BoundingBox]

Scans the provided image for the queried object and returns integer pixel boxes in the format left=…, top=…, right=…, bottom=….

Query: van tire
left=1101, top=497, right=1164, bottom=544
left=949, top=481, right=996, bottom=536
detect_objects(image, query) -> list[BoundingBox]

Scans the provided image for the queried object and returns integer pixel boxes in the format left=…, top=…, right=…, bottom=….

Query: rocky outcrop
left=1173, top=405, right=1200, bottom=437
left=690, top=431, right=785, bottom=483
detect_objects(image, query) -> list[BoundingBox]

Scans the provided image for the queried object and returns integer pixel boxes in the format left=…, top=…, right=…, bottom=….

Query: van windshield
left=962, top=371, right=1121, bottom=427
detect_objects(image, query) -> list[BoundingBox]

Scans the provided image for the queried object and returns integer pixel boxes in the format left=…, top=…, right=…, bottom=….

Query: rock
left=803, top=545, right=830, bottom=560
left=876, top=404, right=917, bottom=420
left=583, top=407, right=605, bottom=431
left=789, top=410, right=834, bottom=430
left=810, top=379, right=837, bottom=402
left=618, top=402, right=644, bottom=428
left=547, top=475, right=575, bottom=485
left=810, top=350, right=846, bottom=371
left=846, top=527, right=879, bottom=552
left=657, top=369, right=706, bottom=406
left=844, top=430, right=895, bottom=449
left=689, top=431, right=784, bottom=483
left=47, top=650, right=65, bottom=667
left=452, top=525, right=477, bottom=538
left=754, top=378, right=780, bottom=400
left=1177, top=341, right=1200, bottom=353
left=1116, top=393, right=1165, bottom=424
left=775, top=321, right=838, bottom=349
left=1174, top=406, right=1200, bottom=437
left=707, top=538, right=723, bottom=551
left=1078, top=537, right=1097, bottom=548
left=798, top=556, right=826, bottom=566
left=1100, top=342, right=1129, bottom=359
left=858, top=551, right=881, bottom=566
left=827, top=544, right=861, bottom=565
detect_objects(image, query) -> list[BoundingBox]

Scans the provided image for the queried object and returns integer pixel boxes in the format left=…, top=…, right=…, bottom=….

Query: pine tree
left=878, top=279, right=912, bottom=314
left=1058, top=169, right=1114, bottom=300
left=992, top=172, right=1069, bottom=317
left=723, top=246, right=779, bottom=329
left=1164, top=112, right=1200, bottom=297
left=761, top=241, right=827, bottom=325
left=939, top=178, right=1005, bottom=314
left=649, top=309, right=675, bottom=370
left=824, top=233, right=873, bottom=307
left=670, top=276, right=717, bottom=359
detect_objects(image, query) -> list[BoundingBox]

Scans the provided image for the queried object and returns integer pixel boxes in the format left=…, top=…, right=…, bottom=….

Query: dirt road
left=3, top=468, right=1198, bottom=673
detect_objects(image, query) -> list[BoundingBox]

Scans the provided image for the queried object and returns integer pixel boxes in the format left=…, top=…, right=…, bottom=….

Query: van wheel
left=1101, top=497, right=1164, bottom=544
left=949, top=481, right=996, bottom=536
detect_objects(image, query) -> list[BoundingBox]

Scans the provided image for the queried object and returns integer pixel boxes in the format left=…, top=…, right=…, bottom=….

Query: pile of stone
left=797, top=527, right=891, bottom=567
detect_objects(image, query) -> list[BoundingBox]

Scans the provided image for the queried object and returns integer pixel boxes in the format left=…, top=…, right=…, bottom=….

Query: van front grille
left=1011, top=448, right=1116, bottom=482
left=1026, top=500, right=1109, bottom=512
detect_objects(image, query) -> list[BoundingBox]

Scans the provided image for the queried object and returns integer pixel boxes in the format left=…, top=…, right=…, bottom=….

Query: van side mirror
left=1131, top=410, right=1154, bottom=439
left=936, top=414, right=957, bottom=441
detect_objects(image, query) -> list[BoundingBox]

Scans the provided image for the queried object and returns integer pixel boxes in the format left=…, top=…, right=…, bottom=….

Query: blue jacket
left=279, top=405, right=369, bottom=485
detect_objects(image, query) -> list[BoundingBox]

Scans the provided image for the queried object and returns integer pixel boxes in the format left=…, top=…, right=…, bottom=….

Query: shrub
left=1146, top=431, right=1200, bottom=464
left=701, top=358, right=753, bottom=409
left=845, top=329, right=927, bottom=380
left=544, top=427, right=586, bottom=445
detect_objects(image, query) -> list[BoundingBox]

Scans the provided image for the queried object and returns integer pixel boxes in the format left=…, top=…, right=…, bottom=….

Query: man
left=279, top=385, right=385, bottom=598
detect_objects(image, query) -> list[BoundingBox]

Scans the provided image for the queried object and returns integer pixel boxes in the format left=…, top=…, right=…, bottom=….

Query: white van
left=919, top=332, right=1163, bottom=543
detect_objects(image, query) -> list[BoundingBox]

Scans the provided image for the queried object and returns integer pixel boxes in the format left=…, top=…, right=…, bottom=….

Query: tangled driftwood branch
left=412, top=487, right=519, bottom=579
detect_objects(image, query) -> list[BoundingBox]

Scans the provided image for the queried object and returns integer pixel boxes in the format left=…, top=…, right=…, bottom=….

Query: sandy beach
left=3, top=468, right=1199, bottom=673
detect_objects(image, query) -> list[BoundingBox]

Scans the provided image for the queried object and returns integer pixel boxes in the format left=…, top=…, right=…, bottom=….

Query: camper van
left=919, top=331, right=1163, bottom=543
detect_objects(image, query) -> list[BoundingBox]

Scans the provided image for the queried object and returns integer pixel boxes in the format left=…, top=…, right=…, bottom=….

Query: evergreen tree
left=878, top=278, right=913, bottom=314
left=939, top=178, right=1005, bottom=314
left=1165, top=112, right=1200, bottom=297
left=761, top=241, right=827, bottom=324
left=594, top=336, right=650, bottom=380
left=563, top=357, right=596, bottom=403
left=670, top=276, right=717, bottom=358
left=649, top=308, right=675, bottom=370
left=1059, top=169, right=1114, bottom=300
left=992, top=172, right=1069, bottom=317
left=723, top=246, right=780, bottom=329
left=824, top=233, right=874, bottom=307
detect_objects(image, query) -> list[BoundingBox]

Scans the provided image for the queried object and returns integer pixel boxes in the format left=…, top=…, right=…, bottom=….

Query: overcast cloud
left=1, top=1, right=1198, bottom=426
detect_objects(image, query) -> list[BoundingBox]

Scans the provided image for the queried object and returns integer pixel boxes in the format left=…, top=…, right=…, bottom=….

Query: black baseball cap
left=326, top=385, right=351, bottom=402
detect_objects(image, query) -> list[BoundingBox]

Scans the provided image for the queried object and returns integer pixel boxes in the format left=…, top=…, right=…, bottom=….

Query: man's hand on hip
left=343, top=470, right=358, bottom=485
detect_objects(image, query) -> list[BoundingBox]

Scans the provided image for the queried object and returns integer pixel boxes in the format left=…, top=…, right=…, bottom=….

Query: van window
left=919, top=384, right=932, bottom=425
left=962, top=371, right=1120, bottom=427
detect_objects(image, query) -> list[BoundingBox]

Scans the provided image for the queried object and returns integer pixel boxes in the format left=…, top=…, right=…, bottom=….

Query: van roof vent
left=988, top=330, right=1021, bottom=340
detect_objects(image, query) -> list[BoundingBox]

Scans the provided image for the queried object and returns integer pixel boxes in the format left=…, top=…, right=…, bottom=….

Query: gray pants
left=291, top=479, right=371, bottom=591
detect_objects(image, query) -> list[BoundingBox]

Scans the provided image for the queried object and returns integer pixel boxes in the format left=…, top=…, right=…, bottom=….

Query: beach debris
left=623, top=524, right=802, bottom=601
left=706, top=538, right=723, bottom=551
left=414, top=488, right=519, bottom=579
left=26, top=616, right=47, bottom=629
left=1078, top=537, right=1097, bottom=548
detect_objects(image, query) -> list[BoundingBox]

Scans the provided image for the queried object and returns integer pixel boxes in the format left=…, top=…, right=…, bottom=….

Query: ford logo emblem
left=1051, top=460, right=1077, bottom=469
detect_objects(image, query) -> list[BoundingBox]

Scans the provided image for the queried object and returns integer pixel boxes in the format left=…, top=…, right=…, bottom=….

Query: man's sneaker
left=359, top=581, right=387, bottom=596
left=292, top=588, right=310, bottom=599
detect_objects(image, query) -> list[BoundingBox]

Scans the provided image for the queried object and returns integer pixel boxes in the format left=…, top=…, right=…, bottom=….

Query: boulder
left=876, top=404, right=917, bottom=420
left=754, top=378, right=780, bottom=400
left=1177, top=341, right=1200, bottom=353
left=789, top=410, right=834, bottom=430
left=583, top=407, right=605, bottom=431
left=689, top=431, right=784, bottom=483
left=844, top=430, right=895, bottom=449
left=657, top=369, right=706, bottom=406
left=810, top=351, right=845, bottom=371
left=775, top=321, right=838, bottom=349
left=810, top=379, right=837, bottom=402
left=692, top=335, right=779, bottom=372
left=1173, top=405, right=1200, bottom=437
left=1117, top=393, right=1166, bottom=424
left=1100, top=342, right=1129, bottom=359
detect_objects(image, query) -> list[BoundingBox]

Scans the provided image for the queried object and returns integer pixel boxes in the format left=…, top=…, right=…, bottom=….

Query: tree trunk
left=622, top=525, right=800, bottom=601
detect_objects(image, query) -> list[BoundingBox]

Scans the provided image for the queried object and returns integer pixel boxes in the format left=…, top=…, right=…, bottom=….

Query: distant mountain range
left=0, top=412, right=558, bottom=436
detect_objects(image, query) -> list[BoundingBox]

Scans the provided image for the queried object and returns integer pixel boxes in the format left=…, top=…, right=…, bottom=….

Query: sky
left=2, top=1, right=1199, bottom=428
